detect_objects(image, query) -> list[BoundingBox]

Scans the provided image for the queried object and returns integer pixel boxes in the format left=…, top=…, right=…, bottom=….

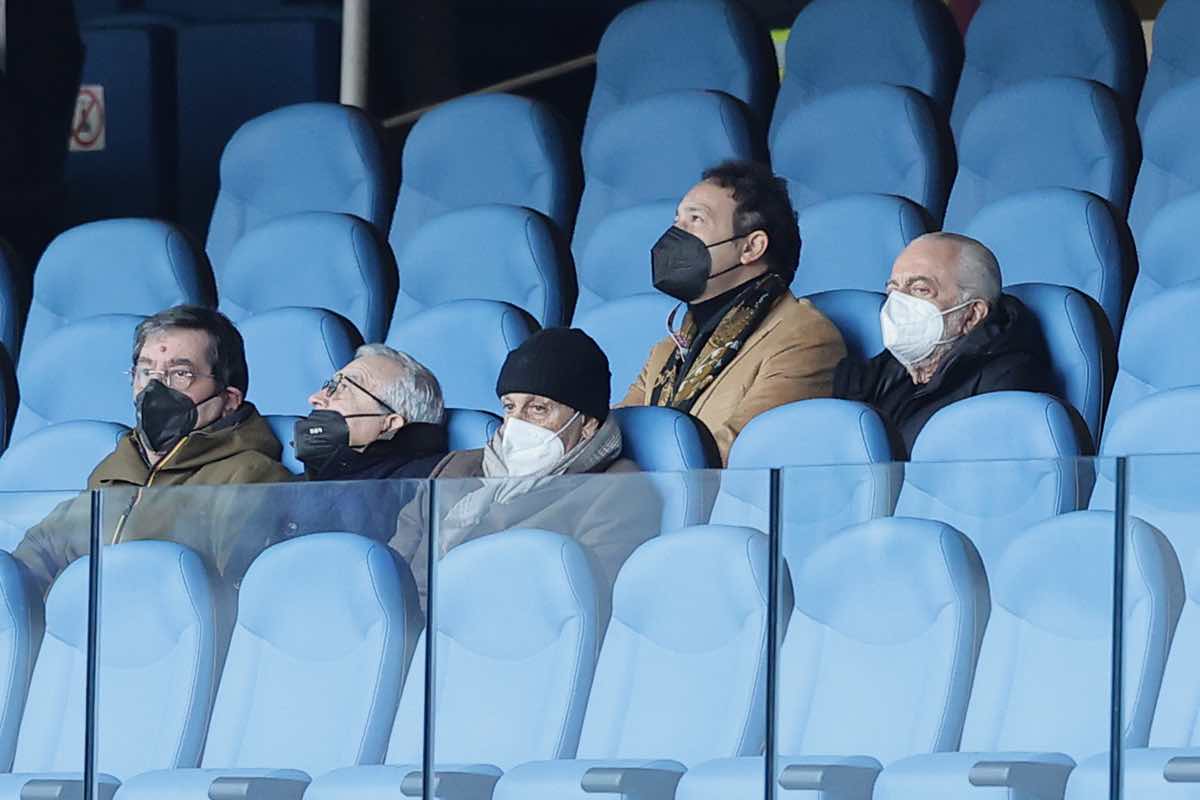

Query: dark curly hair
left=701, top=160, right=801, bottom=284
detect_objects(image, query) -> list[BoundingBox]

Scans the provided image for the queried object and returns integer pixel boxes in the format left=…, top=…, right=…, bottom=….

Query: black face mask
left=136, top=380, right=222, bottom=453
left=293, top=409, right=387, bottom=471
left=651, top=226, right=747, bottom=302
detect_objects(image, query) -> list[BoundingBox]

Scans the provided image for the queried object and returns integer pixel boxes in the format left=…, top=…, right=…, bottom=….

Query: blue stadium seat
left=1138, top=0, right=1200, bottom=129
left=949, top=0, right=1146, bottom=136
left=1128, top=192, right=1200, bottom=315
left=116, top=532, right=421, bottom=800
left=391, top=205, right=573, bottom=329
left=263, top=415, right=302, bottom=475
left=0, top=541, right=221, bottom=796
left=802, top=289, right=885, bottom=363
left=178, top=18, right=341, bottom=241
left=67, top=23, right=176, bottom=223
left=584, top=0, right=777, bottom=144
left=240, top=307, right=362, bottom=418
left=874, top=510, right=1180, bottom=800
left=0, top=551, right=39, bottom=771
left=896, top=392, right=1085, bottom=562
left=13, top=314, right=145, bottom=441
left=944, top=77, right=1137, bottom=232
left=307, top=529, right=600, bottom=800
left=386, top=300, right=539, bottom=415
left=25, top=219, right=213, bottom=359
left=574, top=200, right=676, bottom=315
left=709, top=399, right=899, bottom=562
left=572, top=89, right=757, bottom=262
left=575, top=293, right=678, bottom=402
left=791, top=194, right=929, bottom=297
left=492, top=525, right=770, bottom=800
left=219, top=211, right=397, bottom=342
left=769, top=84, right=954, bottom=224
left=773, top=0, right=962, bottom=132
left=390, top=94, right=579, bottom=253
left=444, top=408, right=502, bottom=452
left=677, top=516, right=988, bottom=800
left=206, top=102, right=388, bottom=278
left=1128, top=81, right=1200, bottom=242
left=961, top=188, right=1133, bottom=340
left=1005, top=283, right=1114, bottom=449
left=0, top=241, right=25, bottom=369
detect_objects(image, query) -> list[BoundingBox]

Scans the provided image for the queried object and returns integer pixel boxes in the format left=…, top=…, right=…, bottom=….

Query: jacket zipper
left=112, top=436, right=190, bottom=544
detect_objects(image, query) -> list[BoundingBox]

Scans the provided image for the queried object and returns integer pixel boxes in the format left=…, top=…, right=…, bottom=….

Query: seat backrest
left=15, top=540, right=221, bottom=778
left=770, top=84, right=954, bottom=224
left=444, top=408, right=502, bottom=452
left=575, top=293, right=678, bottom=402
left=1129, top=192, right=1200, bottom=315
left=25, top=219, right=213, bottom=359
left=388, top=529, right=599, bottom=768
left=711, top=399, right=899, bottom=563
left=573, top=89, right=756, bottom=262
left=13, top=314, right=144, bottom=441
left=0, top=551, right=40, bottom=771
left=774, top=0, right=962, bottom=137
left=202, top=532, right=420, bottom=773
left=391, top=205, right=573, bottom=329
left=1149, top=544, right=1200, bottom=748
left=896, top=392, right=1084, bottom=564
left=791, top=193, right=929, bottom=297
left=961, top=188, right=1133, bottom=339
left=1131, top=81, right=1200, bottom=242
left=780, top=517, right=988, bottom=763
left=0, top=420, right=127, bottom=491
left=386, top=299, right=538, bottom=415
left=206, top=102, right=389, bottom=277
left=390, top=93, right=578, bottom=254
left=1138, top=0, right=1200, bottom=129
left=239, top=307, right=362, bottom=418
left=802, top=289, right=886, bottom=363
left=586, top=0, right=777, bottom=147
left=576, top=525, right=770, bottom=765
left=959, top=511, right=1179, bottom=757
left=263, top=415, right=303, bottom=475
left=950, top=0, right=1145, bottom=136
left=1004, top=283, right=1115, bottom=449
left=944, top=77, right=1136, bottom=232
left=219, top=211, right=397, bottom=343
left=574, top=200, right=677, bottom=314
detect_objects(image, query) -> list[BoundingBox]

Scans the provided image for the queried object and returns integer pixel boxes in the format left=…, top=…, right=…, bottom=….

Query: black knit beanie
left=496, top=328, right=611, bottom=422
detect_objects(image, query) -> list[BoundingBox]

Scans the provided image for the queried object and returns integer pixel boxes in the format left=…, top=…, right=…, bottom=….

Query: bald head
left=887, top=232, right=1001, bottom=311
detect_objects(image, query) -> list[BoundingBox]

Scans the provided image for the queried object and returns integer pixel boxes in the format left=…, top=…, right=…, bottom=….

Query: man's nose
left=308, top=390, right=326, bottom=409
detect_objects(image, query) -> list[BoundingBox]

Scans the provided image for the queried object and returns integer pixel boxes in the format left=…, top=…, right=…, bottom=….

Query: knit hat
left=496, top=328, right=612, bottom=422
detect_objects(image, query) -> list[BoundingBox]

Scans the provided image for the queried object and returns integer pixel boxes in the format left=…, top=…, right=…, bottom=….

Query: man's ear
left=221, top=386, right=245, bottom=416
left=580, top=415, right=601, bottom=440
left=741, top=229, right=769, bottom=264
left=381, top=413, right=407, bottom=438
left=962, top=298, right=990, bottom=333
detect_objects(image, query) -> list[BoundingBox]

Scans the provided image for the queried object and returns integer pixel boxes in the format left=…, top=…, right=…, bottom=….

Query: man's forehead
left=137, top=328, right=211, bottom=362
left=891, top=239, right=960, bottom=282
left=681, top=180, right=734, bottom=211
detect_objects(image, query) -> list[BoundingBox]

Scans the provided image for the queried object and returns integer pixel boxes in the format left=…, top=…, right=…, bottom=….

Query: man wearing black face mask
left=13, top=305, right=292, bottom=593
left=622, top=160, right=846, bottom=464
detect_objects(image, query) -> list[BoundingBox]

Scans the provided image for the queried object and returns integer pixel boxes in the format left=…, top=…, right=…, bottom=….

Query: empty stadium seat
left=1138, top=0, right=1200, bottom=128
left=896, top=392, right=1085, bottom=562
left=391, top=205, right=574, bottom=329
left=574, top=200, right=675, bottom=314
left=1128, top=80, right=1200, bottom=241
left=13, top=314, right=145, bottom=441
left=1005, top=283, right=1114, bottom=449
left=769, top=84, right=954, bottom=224
left=219, top=211, right=397, bottom=342
left=1128, top=192, right=1200, bottom=314
left=585, top=0, right=777, bottom=144
left=390, top=93, right=580, bottom=253
left=492, top=524, right=771, bottom=800
left=262, top=415, right=302, bottom=475
left=307, top=529, right=600, bottom=800
left=115, top=532, right=422, bottom=800
left=206, top=102, right=388, bottom=277
left=944, top=77, right=1137, bottom=231
left=575, top=293, right=678, bottom=402
left=949, top=0, right=1146, bottom=135
left=240, top=307, right=362, bottom=418
left=24, top=219, right=213, bottom=359
left=961, top=188, right=1133, bottom=339
left=572, top=89, right=757, bottom=261
left=677, top=516, right=988, bottom=800
left=0, top=541, right=221, bottom=797
left=0, top=551, right=40, bottom=772
left=874, top=510, right=1180, bottom=800
left=802, top=289, right=885, bottom=362
left=790, top=194, right=929, bottom=297
left=386, top=300, right=538, bottom=415
left=774, top=0, right=961, bottom=135
left=444, top=407, right=501, bottom=451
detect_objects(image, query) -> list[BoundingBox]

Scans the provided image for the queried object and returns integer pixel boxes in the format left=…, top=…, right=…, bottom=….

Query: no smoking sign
left=70, top=85, right=106, bottom=152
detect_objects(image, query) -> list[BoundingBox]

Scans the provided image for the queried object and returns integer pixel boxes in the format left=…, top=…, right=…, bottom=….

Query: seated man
left=834, top=232, right=1054, bottom=457
left=14, top=305, right=293, bottom=591
left=622, top=159, right=845, bottom=464
left=393, top=328, right=661, bottom=601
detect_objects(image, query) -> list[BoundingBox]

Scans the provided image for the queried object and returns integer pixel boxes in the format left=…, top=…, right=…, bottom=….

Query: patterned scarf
left=650, top=272, right=787, bottom=413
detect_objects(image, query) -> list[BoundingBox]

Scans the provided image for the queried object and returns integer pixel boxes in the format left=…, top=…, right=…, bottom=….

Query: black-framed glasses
left=128, top=367, right=218, bottom=391
left=320, top=373, right=397, bottom=414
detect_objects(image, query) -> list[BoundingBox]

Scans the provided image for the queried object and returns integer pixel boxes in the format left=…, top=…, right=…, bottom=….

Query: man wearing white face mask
left=834, top=232, right=1053, bottom=457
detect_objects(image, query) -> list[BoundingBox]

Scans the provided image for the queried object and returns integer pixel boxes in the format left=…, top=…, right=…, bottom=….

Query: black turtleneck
left=688, top=282, right=747, bottom=334
left=305, top=421, right=448, bottom=482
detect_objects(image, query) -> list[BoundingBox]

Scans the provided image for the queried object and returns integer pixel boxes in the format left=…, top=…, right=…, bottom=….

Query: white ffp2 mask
left=880, top=291, right=974, bottom=367
left=499, top=413, right=579, bottom=476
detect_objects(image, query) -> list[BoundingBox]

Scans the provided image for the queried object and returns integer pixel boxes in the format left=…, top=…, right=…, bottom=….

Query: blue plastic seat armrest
left=401, top=766, right=503, bottom=799
left=968, top=760, right=1073, bottom=796
left=21, top=776, right=120, bottom=800
left=207, top=774, right=310, bottom=800
left=1164, top=757, right=1200, bottom=782
left=580, top=765, right=685, bottom=798
left=778, top=762, right=881, bottom=796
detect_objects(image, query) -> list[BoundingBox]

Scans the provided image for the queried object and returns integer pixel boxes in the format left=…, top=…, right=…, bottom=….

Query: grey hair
left=354, top=343, right=445, bottom=426
left=918, top=232, right=1002, bottom=306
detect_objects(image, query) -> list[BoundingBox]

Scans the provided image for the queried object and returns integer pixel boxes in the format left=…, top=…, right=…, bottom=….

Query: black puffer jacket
left=834, top=294, right=1055, bottom=458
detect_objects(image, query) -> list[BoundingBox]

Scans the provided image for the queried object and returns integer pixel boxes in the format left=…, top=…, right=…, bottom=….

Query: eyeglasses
left=320, top=373, right=397, bottom=414
left=128, top=366, right=217, bottom=391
